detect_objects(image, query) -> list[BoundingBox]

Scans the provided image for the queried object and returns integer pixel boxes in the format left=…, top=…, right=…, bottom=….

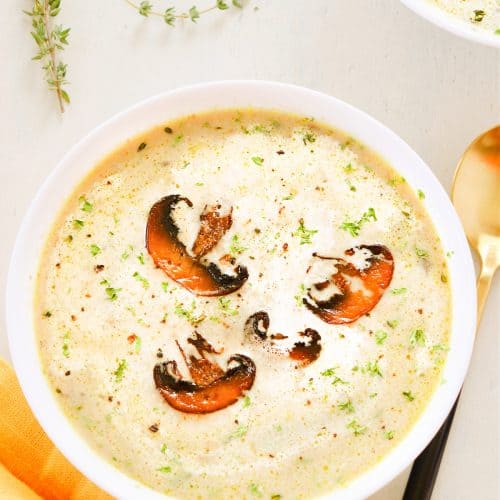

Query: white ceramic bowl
left=6, top=81, right=476, bottom=499
left=401, top=0, right=500, bottom=48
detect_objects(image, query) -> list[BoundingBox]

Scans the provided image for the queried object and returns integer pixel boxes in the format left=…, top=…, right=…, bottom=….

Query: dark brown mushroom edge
left=146, top=195, right=248, bottom=296
left=303, top=244, right=394, bottom=324
left=153, top=333, right=256, bottom=414
left=244, top=311, right=322, bottom=366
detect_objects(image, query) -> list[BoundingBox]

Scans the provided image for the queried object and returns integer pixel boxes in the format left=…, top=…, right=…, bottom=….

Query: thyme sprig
left=126, top=0, right=242, bottom=26
left=25, top=0, right=70, bottom=113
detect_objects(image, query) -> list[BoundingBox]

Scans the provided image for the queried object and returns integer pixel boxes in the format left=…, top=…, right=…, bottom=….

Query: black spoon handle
left=402, top=396, right=460, bottom=500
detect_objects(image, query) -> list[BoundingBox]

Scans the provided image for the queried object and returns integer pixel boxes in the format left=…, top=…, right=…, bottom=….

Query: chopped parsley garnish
left=303, top=132, right=316, bottom=145
left=113, top=359, right=127, bottom=382
left=391, top=287, right=407, bottom=295
left=195, top=182, right=204, bottom=186
left=132, top=335, right=142, bottom=353
left=293, top=218, right=318, bottom=245
left=137, top=253, right=145, bottom=265
left=338, top=400, right=355, bottom=413
left=249, top=483, right=263, bottom=497
left=133, top=271, right=149, bottom=289
left=294, top=284, right=306, bottom=307
left=340, top=208, right=377, bottom=237
left=343, top=163, right=355, bottom=173
left=415, top=247, right=429, bottom=258
left=157, top=466, right=171, bottom=473
left=409, top=329, right=426, bottom=348
left=417, top=189, right=425, bottom=200
left=228, top=424, right=248, bottom=440
left=73, top=219, right=84, bottom=229
left=161, top=282, right=169, bottom=293
left=229, top=234, right=247, bottom=256
left=365, top=360, right=383, bottom=377
left=347, top=419, right=366, bottom=436
left=90, top=244, right=101, bottom=256
left=321, top=367, right=348, bottom=385
left=174, top=301, right=205, bottom=325
left=101, top=280, right=121, bottom=301
left=375, top=330, right=388, bottom=345
left=218, top=297, right=238, bottom=316
left=282, top=189, right=297, bottom=201
left=251, top=156, right=264, bottom=166
left=430, top=343, right=449, bottom=353
left=79, top=196, right=93, bottom=212
left=242, top=395, right=251, bottom=408
left=62, top=331, right=70, bottom=358
left=385, top=430, right=395, bottom=440
left=472, top=10, right=485, bottom=22
left=387, top=319, right=399, bottom=329
left=402, top=391, right=415, bottom=402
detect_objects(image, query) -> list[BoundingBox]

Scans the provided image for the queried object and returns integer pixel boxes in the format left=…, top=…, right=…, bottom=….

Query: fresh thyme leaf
left=189, top=6, right=200, bottom=22
left=138, top=1, right=152, bottom=16
left=25, top=0, right=70, bottom=112
left=216, top=0, right=229, bottom=10
left=293, top=218, right=318, bottom=245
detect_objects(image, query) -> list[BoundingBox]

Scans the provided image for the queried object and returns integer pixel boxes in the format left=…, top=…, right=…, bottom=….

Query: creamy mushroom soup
left=36, top=109, right=452, bottom=498
left=427, top=0, right=500, bottom=35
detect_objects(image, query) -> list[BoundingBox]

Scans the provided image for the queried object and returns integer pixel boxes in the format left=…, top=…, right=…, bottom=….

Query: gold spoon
left=452, top=125, right=500, bottom=322
left=403, top=125, right=500, bottom=500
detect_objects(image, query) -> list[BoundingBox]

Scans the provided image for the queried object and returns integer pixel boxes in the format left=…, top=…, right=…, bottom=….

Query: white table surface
left=1, top=1, right=499, bottom=498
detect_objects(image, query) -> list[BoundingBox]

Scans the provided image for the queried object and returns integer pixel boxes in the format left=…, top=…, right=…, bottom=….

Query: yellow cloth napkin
left=0, top=358, right=112, bottom=500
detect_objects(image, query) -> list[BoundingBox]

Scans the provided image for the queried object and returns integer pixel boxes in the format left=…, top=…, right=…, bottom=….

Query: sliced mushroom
left=303, top=244, right=394, bottom=324
left=244, top=311, right=321, bottom=366
left=146, top=195, right=248, bottom=296
left=192, top=204, right=233, bottom=258
left=153, top=333, right=255, bottom=414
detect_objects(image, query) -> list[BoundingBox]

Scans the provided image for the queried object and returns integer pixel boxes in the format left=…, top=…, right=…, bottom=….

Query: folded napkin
left=0, top=358, right=112, bottom=499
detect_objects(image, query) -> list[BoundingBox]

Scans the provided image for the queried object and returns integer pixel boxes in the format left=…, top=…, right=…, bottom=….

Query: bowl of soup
left=6, top=81, right=476, bottom=499
left=401, top=0, right=500, bottom=48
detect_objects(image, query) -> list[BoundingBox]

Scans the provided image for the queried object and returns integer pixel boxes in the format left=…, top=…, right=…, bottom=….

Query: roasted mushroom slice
left=244, top=311, right=321, bottom=366
left=303, top=244, right=394, bottom=324
left=146, top=195, right=248, bottom=296
left=153, top=333, right=255, bottom=414
left=192, top=204, right=233, bottom=258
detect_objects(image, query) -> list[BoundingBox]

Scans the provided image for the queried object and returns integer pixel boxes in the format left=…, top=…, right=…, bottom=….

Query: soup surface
left=36, top=109, right=451, bottom=498
left=426, top=0, right=500, bottom=35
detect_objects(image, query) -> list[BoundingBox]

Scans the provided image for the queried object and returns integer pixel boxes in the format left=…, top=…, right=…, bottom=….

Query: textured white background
left=0, top=1, right=499, bottom=498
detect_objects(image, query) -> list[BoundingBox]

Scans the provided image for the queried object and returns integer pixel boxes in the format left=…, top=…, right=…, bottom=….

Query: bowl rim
left=6, top=80, right=477, bottom=500
left=400, top=0, right=500, bottom=48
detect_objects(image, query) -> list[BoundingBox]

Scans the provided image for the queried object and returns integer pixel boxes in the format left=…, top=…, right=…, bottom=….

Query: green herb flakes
left=338, top=400, right=355, bottom=413
left=62, top=331, right=70, bottom=358
left=365, top=360, right=383, bottom=377
left=79, top=196, right=92, bottom=212
left=409, top=329, right=426, bottom=348
left=340, top=208, right=377, bottom=237
left=113, top=359, right=127, bottom=382
left=218, top=297, right=238, bottom=316
left=347, top=419, right=366, bottom=436
left=375, top=330, right=388, bottom=345
left=229, top=234, right=247, bottom=256
left=157, top=465, right=171, bottom=473
left=133, top=271, right=149, bottom=289
left=321, top=367, right=348, bottom=385
left=391, top=288, right=407, bottom=295
left=415, top=247, right=429, bottom=258
left=90, top=244, right=101, bottom=256
left=73, top=219, right=84, bottom=229
left=303, top=132, right=316, bottom=145
left=417, top=189, right=425, bottom=200
left=251, top=156, right=264, bottom=166
left=161, top=282, right=169, bottom=293
left=293, top=219, right=318, bottom=245
left=402, top=391, right=415, bottom=402
left=387, top=319, right=398, bottom=329
left=174, top=301, right=205, bottom=326
left=385, top=430, right=394, bottom=440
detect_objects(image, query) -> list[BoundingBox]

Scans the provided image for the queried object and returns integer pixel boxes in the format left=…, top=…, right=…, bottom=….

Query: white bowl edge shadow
left=400, top=0, right=500, bottom=48
left=6, top=80, right=477, bottom=500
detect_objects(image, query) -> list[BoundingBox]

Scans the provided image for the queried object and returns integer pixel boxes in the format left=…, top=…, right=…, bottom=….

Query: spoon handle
left=403, top=243, right=497, bottom=500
